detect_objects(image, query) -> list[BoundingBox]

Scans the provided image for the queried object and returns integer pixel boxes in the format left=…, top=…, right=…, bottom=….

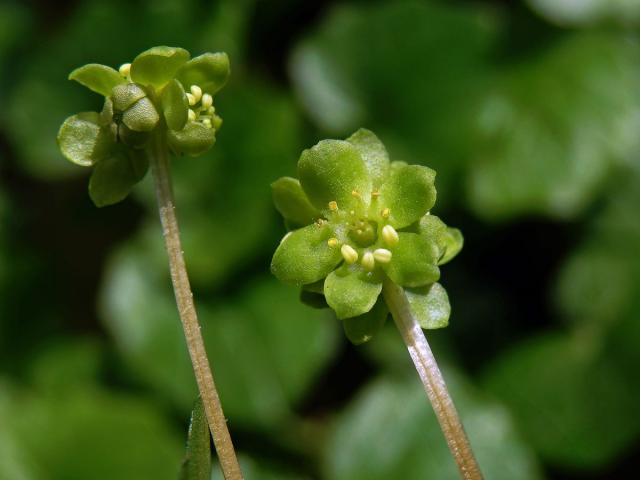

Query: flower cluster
left=271, top=129, right=462, bottom=344
left=57, top=46, right=229, bottom=206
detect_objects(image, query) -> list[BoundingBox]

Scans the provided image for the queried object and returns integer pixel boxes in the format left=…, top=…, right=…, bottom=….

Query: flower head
left=57, top=46, right=230, bottom=206
left=271, top=129, right=463, bottom=344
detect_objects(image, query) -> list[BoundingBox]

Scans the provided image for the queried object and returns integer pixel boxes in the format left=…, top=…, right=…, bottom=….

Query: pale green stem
left=149, top=134, right=243, bottom=480
left=382, top=278, right=483, bottom=480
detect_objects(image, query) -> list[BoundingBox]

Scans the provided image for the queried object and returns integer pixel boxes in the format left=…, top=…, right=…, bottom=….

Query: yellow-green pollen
left=186, top=85, right=221, bottom=129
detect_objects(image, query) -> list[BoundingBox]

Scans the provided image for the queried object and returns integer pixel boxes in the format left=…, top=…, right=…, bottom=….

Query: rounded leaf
left=88, top=150, right=148, bottom=207
left=130, top=46, right=190, bottom=89
left=384, top=232, right=440, bottom=287
left=405, top=282, right=450, bottom=329
left=69, top=63, right=125, bottom=97
left=271, top=223, right=342, bottom=285
left=417, top=214, right=463, bottom=264
left=167, top=122, right=216, bottom=157
left=122, top=97, right=159, bottom=132
left=346, top=128, right=390, bottom=188
left=343, top=298, right=388, bottom=345
left=298, top=139, right=371, bottom=211
left=176, top=52, right=230, bottom=95
left=161, top=79, right=188, bottom=131
left=57, top=112, right=112, bottom=166
left=324, top=265, right=382, bottom=320
left=271, top=177, right=320, bottom=229
left=378, top=164, right=436, bottom=228
left=111, top=83, right=147, bottom=111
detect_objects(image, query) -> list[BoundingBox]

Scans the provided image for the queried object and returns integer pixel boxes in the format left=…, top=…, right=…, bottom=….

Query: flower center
left=187, top=84, right=218, bottom=129
left=348, top=218, right=377, bottom=247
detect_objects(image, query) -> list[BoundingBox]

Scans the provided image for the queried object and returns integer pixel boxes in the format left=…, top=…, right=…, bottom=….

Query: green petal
left=298, top=139, right=371, bottom=211
left=417, top=215, right=463, bottom=265
left=271, top=177, right=320, bottom=229
left=111, top=83, right=147, bottom=111
left=130, top=46, right=190, bottom=89
left=438, top=227, right=463, bottom=265
left=405, top=283, right=450, bottom=329
left=324, top=265, right=382, bottom=320
left=379, top=163, right=436, bottom=228
left=343, top=297, right=388, bottom=345
left=161, top=79, right=188, bottom=131
left=345, top=128, right=390, bottom=188
left=57, top=112, right=113, bottom=166
left=167, top=123, right=216, bottom=157
left=88, top=150, right=148, bottom=207
left=176, top=52, right=230, bottom=95
left=271, top=223, right=342, bottom=285
left=122, top=97, right=159, bottom=132
left=384, top=232, right=440, bottom=287
left=68, top=63, right=125, bottom=97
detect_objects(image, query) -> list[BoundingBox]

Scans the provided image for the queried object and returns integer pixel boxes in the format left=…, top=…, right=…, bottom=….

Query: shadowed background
left=1, top=0, right=639, bottom=478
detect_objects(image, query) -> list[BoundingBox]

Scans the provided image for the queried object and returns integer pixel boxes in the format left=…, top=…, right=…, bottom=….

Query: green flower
left=57, top=46, right=230, bottom=206
left=271, top=129, right=463, bottom=344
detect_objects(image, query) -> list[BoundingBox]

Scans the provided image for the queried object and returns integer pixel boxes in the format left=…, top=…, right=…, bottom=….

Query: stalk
left=149, top=133, right=243, bottom=480
left=382, top=278, right=482, bottom=480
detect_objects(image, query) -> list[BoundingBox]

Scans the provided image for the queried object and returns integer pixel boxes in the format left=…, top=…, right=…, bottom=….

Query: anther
left=341, top=245, right=358, bottom=264
left=327, top=237, right=339, bottom=248
left=119, top=63, right=131, bottom=77
left=382, top=225, right=399, bottom=246
left=202, top=118, right=212, bottom=128
left=351, top=190, right=360, bottom=198
left=373, top=248, right=392, bottom=264
left=361, top=251, right=375, bottom=271
left=186, top=93, right=196, bottom=106
left=190, top=85, right=202, bottom=102
left=381, top=208, right=390, bottom=219
left=372, top=191, right=380, bottom=198
left=350, top=210, right=356, bottom=216
left=328, top=201, right=338, bottom=211
left=201, top=93, right=213, bottom=109
left=188, top=109, right=197, bottom=122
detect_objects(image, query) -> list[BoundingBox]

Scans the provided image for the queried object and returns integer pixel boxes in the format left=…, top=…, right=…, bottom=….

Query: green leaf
left=405, top=283, right=450, bottom=329
left=101, top=255, right=339, bottom=426
left=130, top=46, right=190, bottom=89
left=384, top=233, right=440, bottom=288
left=69, top=63, right=125, bottom=96
left=345, top=128, right=390, bottom=188
left=378, top=163, right=436, bottom=228
left=290, top=2, right=497, bottom=199
left=176, top=52, right=230, bottom=95
left=88, top=151, right=148, bottom=207
left=271, top=177, right=320, bottom=229
left=178, top=398, right=211, bottom=480
left=122, top=97, right=160, bottom=132
left=468, top=33, right=640, bottom=220
left=271, top=223, right=342, bottom=286
left=162, top=79, right=189, bottom=131
left=484, top=334, right=640, bottom=468
left=324, top=265, right=382, bottom=320
left=111, top=83, right=148, bottom=111
left=298, top=139, right=371, bottom=211
left=526, top=0, right=640, bottom=26
left=325, top=372, right=543, bottom=480
left=343, top=297, right=388, bottom=345
left=167, top=123, right=216, bottom=157
left=1, top=379, right=183, bottom=480
left=57, top=112, right=112, bottom=166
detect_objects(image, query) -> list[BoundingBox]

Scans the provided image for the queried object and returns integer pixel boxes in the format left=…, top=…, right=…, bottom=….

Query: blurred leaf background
left=1, top=0, right=639, bottom=478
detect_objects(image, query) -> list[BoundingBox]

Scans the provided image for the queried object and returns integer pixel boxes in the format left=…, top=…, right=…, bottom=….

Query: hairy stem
left=149, top=134, right=243, bottom=480
left=382, top=278, right=482, bottom=480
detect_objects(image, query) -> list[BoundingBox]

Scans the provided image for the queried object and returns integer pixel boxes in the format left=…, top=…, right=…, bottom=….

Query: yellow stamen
left=328, top=201, right=338, bottom=211
left=361, top=251, right=375, bottom=271
left=381, top=208, right=390, bottom=219
left=341, top=245, right=358, bottom=264
left=382, top=225, right=399, bottom=246
left=327, top=237, right=339, bottom=248
left=373, top=248, right=392, bottom=264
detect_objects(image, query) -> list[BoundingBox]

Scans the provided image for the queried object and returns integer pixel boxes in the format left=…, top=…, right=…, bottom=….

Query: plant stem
left=149, top=134, right=243, bottom=480
left=382, top=278, right=482, bottom=480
